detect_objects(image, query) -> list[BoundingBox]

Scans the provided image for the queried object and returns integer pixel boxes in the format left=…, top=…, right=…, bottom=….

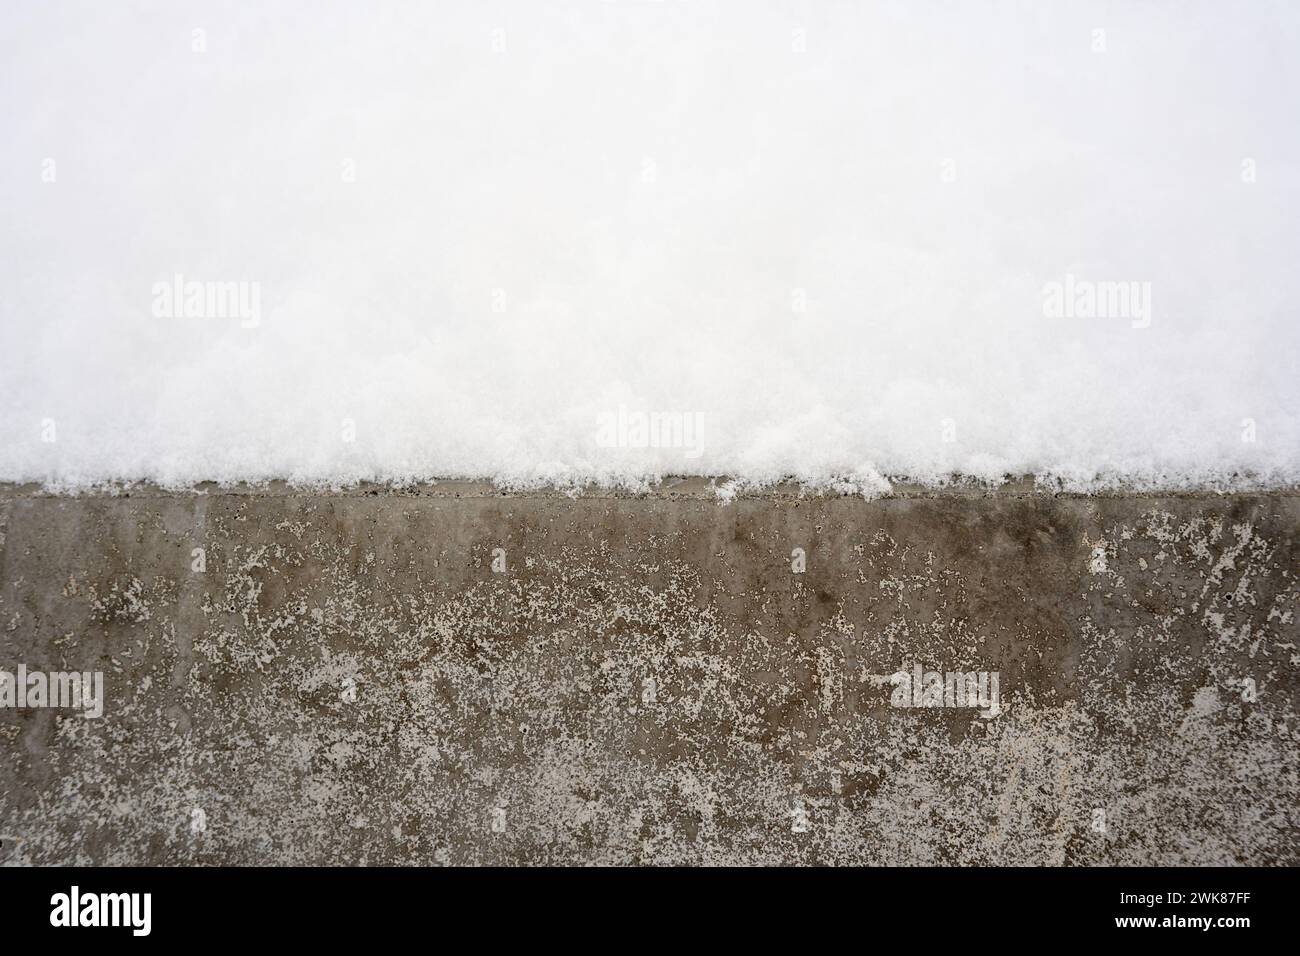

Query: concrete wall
left=1, top=483, right=1296, bottom=865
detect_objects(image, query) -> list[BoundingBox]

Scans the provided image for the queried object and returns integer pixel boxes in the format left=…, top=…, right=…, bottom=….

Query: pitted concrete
left=0, top=484, right=1296, bottom=865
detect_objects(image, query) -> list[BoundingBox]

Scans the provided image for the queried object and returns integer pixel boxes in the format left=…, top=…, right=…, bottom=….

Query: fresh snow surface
left=2, top=2, right=1298, bottom=494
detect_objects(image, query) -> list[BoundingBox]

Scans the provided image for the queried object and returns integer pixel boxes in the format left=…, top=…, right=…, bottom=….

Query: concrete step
left=1, top=485, right=1296, bottom=864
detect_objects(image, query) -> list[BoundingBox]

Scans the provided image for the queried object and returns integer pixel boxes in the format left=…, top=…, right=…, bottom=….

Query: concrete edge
left=2, top=476, right=1299, bottom=501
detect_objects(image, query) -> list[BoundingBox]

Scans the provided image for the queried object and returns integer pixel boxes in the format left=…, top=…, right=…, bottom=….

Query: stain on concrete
left=0, top=485, right=1296, bottom=864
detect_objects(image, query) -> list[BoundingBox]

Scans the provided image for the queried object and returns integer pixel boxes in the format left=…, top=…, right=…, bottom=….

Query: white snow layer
left=2, top=1, right=1298, bottom=494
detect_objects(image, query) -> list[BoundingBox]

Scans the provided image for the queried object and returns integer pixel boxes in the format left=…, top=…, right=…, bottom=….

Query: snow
left=2, top=2, right=1298, bottom=494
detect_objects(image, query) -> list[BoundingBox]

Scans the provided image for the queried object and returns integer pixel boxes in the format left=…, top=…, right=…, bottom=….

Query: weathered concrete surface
left=1, top=483, right=1296, bottom=865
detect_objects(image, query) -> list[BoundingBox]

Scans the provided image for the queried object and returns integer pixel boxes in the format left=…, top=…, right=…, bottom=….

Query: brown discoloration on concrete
left=0, top=487, right=1296, bottom=865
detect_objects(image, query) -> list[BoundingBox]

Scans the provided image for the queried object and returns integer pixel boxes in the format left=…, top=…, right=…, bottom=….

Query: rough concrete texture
left=0, top=482, right=1296, bottom=866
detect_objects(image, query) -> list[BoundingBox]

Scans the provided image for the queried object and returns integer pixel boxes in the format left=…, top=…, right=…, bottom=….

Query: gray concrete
left=0, top=482, right=1296, bottom=865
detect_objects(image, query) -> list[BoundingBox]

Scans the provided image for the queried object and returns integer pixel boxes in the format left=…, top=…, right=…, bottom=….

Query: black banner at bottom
left=0, top=866, right=1283, bottom=943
